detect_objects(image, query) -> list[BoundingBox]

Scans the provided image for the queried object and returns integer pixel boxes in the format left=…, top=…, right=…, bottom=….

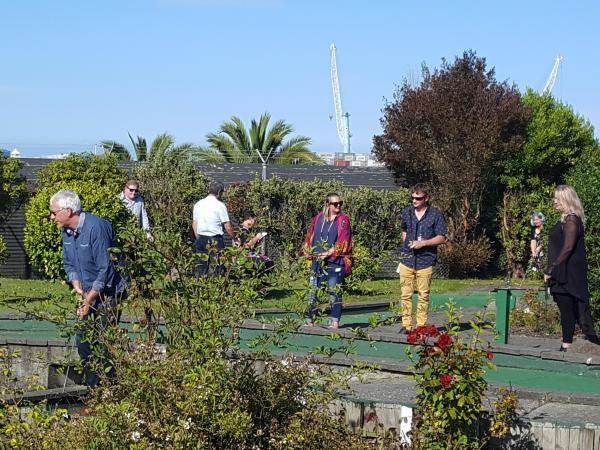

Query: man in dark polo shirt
left=398, top=184, right=447, bottom=333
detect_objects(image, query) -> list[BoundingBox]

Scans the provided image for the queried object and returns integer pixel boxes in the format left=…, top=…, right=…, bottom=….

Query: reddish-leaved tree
left=373, top=50, right=529, bottom=276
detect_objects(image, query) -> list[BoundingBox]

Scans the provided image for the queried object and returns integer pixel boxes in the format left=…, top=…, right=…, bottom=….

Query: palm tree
left=104, top=133, right=198, bottom=162
left=101, top=140, right=131, bottom=161
left=200, top=113, right=323, bottom=165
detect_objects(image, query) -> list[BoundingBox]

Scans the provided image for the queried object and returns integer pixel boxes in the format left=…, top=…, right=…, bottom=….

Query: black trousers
left=195, top=235, right=224, bottom=275
left=553, top=292, right=597, bottom=343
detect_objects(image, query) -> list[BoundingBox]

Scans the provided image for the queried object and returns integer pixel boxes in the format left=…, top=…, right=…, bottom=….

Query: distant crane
left=330, top=43, right=351, bottom=153
left=542, top=55, right=563, bottom=95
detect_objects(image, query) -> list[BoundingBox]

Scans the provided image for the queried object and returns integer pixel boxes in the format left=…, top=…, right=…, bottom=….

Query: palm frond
left=101, top=140, right=131, bottom=161
left=128, top=132, right=147, bottom=161
left=148, top=133, right=176, bottom=162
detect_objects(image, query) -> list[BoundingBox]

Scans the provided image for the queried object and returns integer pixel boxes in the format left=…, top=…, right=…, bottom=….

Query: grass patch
left=258, top=277, right=542, bottom=310
left=0, top=276, right=543, bottom=314
left=0, top=277, right=74, bottom=317
left=0, top=277, right=72, bottom=300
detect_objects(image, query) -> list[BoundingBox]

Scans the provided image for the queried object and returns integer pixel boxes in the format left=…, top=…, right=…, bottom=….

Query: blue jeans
left=307, top=263, right=345, bottom=322
left=75, top=291, right=125, bottom=387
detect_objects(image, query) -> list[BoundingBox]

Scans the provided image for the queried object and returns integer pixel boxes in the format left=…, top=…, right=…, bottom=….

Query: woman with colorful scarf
left=301, top=192, right=352, bottom=329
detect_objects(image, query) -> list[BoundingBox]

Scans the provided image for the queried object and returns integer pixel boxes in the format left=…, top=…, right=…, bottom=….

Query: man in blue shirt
left=119, top=179, right=154, bottom=242
left=398, top=184, right=447, bottom=333
left=50, top=189, right=127, bottom=387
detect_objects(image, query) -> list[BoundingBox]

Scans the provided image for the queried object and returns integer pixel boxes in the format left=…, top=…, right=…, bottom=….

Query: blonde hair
left=322, top=192, right=341, bottom=220
left=554, top=184, right=585, bottom=223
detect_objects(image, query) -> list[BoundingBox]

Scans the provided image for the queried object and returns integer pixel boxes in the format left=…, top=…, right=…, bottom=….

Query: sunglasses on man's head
left=329, top=201, right=343, bottom=207
left=411, top=195, right=426, bottom=201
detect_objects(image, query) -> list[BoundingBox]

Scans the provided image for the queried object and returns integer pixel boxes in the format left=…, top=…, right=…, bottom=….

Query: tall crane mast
left=542, top=55, right=563, bottom=95
left=330, top=43, right=351, bottom=153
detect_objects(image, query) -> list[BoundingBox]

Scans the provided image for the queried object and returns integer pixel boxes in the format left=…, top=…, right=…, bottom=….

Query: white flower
left=183, top=417, right=192, bottom=430
left=137, top=419, right=146, bottom=427
left=131, top=431, right=141, bottom=442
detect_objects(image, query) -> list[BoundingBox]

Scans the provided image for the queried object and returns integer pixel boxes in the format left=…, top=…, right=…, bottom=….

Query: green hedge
left=223, top=177, right=408, bottom=260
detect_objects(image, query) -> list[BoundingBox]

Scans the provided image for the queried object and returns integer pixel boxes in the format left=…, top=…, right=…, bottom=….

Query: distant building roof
left=16, top=158, right=400, bottom=190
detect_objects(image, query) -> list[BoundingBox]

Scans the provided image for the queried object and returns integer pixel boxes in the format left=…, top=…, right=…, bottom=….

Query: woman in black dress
left=544, top=185, right=600, bottom=351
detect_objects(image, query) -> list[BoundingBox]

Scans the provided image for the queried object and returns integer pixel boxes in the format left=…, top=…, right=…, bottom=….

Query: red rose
left=407, top=331, right=417, bottom=344
left=425, top=325, right=440, bottom=337
left=436, top=333, right=453, bottom=351
left=413, top=325, right=439, bottom=337
left=486, top=350, right=494, bottom=360
left=440, top=373, right=453, bottom=389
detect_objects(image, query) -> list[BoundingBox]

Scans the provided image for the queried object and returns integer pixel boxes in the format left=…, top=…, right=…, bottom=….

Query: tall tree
left=201, top=113, right=323, bottom=165
left=498, top=90, right=597, bottom=278
left=373, top=51, right=529, bottom=275
left=502, top=89, right=598, bottom=190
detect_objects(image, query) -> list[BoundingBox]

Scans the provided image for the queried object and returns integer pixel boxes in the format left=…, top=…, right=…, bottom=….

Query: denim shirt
left=399, top=205, right=447, bottom=269
left=62, top=212, right=126, bottom=294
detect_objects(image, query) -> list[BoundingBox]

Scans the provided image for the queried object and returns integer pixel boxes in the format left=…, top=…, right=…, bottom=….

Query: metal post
left=255, top=149, right=270, bottom=255
left=495, top=288, right=511, bottom=344
left=344, top=112, right=351, bottom=154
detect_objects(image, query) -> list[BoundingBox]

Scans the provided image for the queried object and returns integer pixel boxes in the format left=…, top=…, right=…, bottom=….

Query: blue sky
left=1, top=1, right=599, bottom=157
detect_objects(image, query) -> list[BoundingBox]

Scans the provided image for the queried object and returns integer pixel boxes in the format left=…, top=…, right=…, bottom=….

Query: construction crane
left=330, top=43, right=351, bottom=153
left=542, top=55, right=563, bottom=95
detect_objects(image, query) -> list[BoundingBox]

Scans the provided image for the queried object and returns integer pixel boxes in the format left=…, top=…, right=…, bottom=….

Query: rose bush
left=407, top=303, right=518, bottom=449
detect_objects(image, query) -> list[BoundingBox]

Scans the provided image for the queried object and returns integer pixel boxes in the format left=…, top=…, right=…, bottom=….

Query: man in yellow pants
left=398, top=184, right=447, bottom=333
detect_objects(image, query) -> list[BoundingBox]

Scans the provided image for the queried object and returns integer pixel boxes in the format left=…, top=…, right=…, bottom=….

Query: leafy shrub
left=345, top=240, right=384, bottom=293
left=23, top=154, right=129, bottom=279
left=407, top=303, right=518, bottom=449
left=498, top=190, right=556, bottom=279
left=440, top=236, right=492, bottom=278
left=6, top=224, right=374, bottom=449
left=0, top=154, right=26, bottom=220
left=224, top=177, right=343, bottom=260
left=133, top=157, right=208, bottom=236
left=223, top=177, right=408, bottom=278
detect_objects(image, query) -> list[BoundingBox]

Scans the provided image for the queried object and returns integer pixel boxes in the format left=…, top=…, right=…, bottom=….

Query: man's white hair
left=49, top=190, right=82, bottom=214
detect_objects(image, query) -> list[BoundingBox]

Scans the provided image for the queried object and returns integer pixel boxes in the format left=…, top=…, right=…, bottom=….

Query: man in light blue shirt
left=50, top=189, right=127, bottom=387
left=119, top=179, right=153, bottom=241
